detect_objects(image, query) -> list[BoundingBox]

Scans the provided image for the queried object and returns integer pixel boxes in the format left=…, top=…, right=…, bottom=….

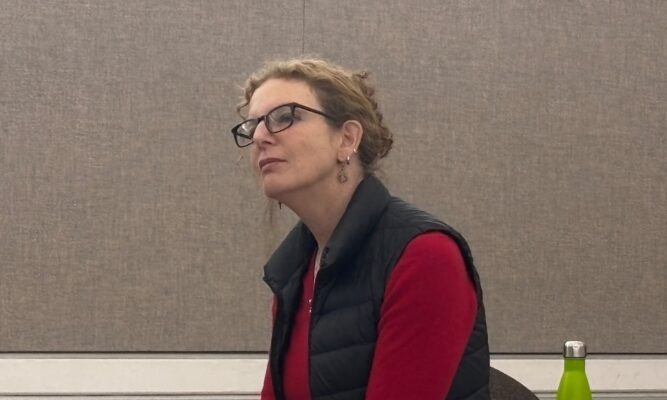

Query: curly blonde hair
left=237, top=58, right=393, bottom=175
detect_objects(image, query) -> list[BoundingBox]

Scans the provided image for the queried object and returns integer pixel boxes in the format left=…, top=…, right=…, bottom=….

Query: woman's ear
left=338, top=120, right=363, bottom=161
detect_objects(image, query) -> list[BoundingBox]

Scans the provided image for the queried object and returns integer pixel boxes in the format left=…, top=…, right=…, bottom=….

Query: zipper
left=308, top=270, right=318, bottom=399
left=308, top=248, right=328, bottom=399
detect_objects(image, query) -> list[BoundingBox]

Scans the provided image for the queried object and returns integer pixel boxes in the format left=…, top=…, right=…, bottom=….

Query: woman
left=231, top=58, right=490, bottom=400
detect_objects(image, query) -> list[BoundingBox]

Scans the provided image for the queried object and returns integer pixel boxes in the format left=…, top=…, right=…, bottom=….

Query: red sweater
left=261, top=231, right=477, bottom=400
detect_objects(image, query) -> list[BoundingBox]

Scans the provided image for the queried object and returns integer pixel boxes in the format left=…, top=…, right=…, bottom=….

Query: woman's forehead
left=248, top=79, right=318, bottom=116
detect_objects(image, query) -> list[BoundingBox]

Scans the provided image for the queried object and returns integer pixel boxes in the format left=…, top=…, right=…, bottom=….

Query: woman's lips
left=258, top=158, right=286, bottom=171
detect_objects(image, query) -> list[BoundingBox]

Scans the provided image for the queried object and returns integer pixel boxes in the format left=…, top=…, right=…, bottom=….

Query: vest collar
left=263, top=175, right=391, bottom=292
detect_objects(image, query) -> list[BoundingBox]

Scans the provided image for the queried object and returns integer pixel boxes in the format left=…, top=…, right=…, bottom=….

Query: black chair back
left=489, top=367, right=540, bottom=400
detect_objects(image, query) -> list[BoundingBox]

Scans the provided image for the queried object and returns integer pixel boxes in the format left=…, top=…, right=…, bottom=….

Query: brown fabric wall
left=0, top=1, right=664, bottom=353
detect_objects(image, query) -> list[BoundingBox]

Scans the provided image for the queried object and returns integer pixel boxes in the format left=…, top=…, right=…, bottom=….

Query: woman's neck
left=282, top=175, right=363, bottom=252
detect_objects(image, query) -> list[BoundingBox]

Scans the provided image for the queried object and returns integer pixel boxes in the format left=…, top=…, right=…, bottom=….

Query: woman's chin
left=261, top=179, right=286, bottom=200
left=260, top=173, right=303, bottom=202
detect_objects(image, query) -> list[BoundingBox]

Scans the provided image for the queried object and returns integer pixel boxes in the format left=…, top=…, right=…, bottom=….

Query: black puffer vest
left=263, top=176, right=490, bottom=400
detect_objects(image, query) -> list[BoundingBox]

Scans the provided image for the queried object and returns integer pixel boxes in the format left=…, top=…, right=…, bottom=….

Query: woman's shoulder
left=406, top=230, right=459, bottom=247
left=383, top=197, right=462, bottom=234
left=401, top=231, right=464, bottom=265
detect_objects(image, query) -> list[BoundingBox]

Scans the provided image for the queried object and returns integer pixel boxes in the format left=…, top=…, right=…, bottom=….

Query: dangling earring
left=337, top=162, right=348, bottom=183
left=338, top=151, right=355, bottom=183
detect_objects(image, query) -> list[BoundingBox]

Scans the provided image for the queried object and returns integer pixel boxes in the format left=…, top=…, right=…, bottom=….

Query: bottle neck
left=564, top=357, right=586, bottom=372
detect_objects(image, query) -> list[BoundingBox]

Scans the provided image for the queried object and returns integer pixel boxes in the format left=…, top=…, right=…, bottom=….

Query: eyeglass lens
left=266, top=105, right=294, bottom=134
left=234, top=104, right=296, bottom=147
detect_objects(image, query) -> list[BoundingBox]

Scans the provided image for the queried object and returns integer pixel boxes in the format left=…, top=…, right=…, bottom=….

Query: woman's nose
left=252, top=120, right=273, bottom=144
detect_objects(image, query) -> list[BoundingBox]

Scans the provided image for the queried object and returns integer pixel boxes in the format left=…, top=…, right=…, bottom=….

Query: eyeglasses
left=231, top=102, right=335, bottom=148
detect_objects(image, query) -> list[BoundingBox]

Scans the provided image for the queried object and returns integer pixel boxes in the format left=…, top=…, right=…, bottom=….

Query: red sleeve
left=260, top=364, right=275, bottom=400
left=260, top=297, right=277, bottom=400
left=365, top=231, right=477, bottom=400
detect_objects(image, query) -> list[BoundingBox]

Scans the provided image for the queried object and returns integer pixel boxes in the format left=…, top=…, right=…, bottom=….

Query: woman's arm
left=260, top=298, right=277, bottom=400
left=365, top=231, right=477, bottom=400
left=260, top=363, right=276, bottom=400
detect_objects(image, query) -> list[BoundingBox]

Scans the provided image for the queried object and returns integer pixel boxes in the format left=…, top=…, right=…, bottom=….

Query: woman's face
left=247, top=79, right=342, bottom=201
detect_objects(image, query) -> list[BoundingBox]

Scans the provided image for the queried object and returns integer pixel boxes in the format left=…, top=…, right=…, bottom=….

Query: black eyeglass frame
left=231, top=102, right=336, bottom=148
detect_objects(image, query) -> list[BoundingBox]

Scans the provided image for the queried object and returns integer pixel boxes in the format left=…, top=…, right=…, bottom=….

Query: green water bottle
left=556, top=341, right=592, bottom=400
